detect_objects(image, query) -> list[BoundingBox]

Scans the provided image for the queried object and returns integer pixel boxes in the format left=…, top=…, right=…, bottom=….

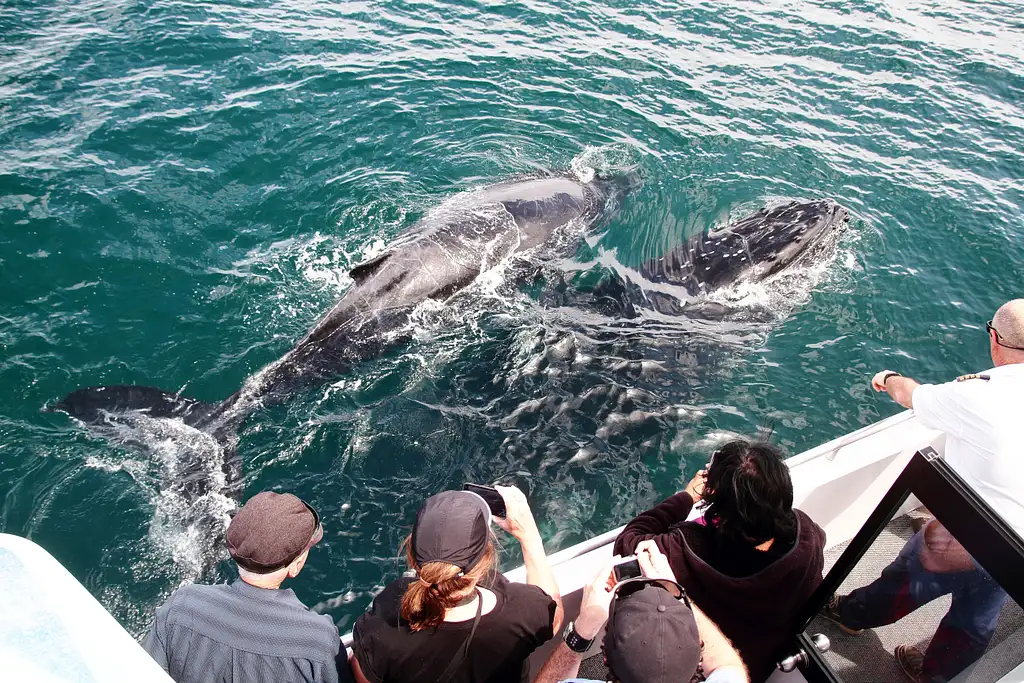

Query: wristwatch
left=563, top=621, right=595, bottom=653
left=881, top=371, right=902, bottom=386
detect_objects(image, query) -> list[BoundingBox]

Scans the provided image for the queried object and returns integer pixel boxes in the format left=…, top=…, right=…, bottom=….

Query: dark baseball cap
left=227, top=491, right=324, bottom=573
left=605, top=579, right=701, bottom=683
left=412, top=491, right=491, bottom=572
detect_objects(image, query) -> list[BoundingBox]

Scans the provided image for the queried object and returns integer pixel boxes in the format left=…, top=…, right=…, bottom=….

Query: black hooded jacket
left=614, top=492, right=826, bottom=683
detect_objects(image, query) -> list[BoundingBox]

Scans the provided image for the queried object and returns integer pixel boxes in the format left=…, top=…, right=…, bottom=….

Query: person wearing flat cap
left=535, top=541, right=748, bottom=683
left=351, top=486, right=563, bottom=683
left=144, top=491, right=349, bottom=683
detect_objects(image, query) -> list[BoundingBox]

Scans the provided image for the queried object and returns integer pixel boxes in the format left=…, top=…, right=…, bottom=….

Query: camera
left=612, top=556, right=642, bottom=582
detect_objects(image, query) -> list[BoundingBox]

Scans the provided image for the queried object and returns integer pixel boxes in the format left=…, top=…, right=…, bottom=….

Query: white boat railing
left=790, top=410, right=916, bottom=464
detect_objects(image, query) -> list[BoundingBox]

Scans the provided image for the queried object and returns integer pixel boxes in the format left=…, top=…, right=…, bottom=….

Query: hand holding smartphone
left=463, top=483, right=507, bottom=518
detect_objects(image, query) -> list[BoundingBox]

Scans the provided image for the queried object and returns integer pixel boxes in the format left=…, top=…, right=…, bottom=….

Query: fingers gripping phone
left=613, top=556, right=642, bottom=582
left=463, top=484, right=507, bottom=518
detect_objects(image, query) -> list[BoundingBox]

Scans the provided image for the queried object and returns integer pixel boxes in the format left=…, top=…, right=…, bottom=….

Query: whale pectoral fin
left=348, top=251, right=393, bottom=285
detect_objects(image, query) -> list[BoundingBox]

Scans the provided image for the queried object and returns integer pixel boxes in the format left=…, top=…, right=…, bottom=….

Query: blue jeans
left=838, top=530, right=1008, bottom=683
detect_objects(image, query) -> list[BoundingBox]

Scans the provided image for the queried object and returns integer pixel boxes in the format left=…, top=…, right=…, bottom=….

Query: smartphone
left=612, top=556, right=642, bottom=582
left=463, top=484, right=507, bottom=518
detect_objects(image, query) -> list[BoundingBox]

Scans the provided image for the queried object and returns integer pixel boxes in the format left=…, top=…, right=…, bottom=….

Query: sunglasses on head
left=300, top=498, right=323, bottom=547
left=987, top=320, right=1024, bottom=351
left=608, top=577, right=691, bottom=620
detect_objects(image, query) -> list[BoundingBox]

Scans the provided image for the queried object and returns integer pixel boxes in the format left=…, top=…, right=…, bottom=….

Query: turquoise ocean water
left=2, top=0, right=1022, bottom=635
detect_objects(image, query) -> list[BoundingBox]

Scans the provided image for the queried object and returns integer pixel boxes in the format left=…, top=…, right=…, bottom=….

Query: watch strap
left=882, top=371, right=902, bottom=386
left=563, top=621, right=594, bottom=653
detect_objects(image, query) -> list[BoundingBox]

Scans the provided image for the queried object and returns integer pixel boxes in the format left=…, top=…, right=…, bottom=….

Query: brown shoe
left=894, top=644, right=925, bottom=683
left=820, top=594, right=864, bottom=636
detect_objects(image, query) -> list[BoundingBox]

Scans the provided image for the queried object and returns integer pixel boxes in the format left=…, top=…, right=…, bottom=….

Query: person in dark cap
left=350, top=486, right=562, bottom=683
left=144, top=491, right=348, bottom=683
left=535, top=541, right=748, bottom=683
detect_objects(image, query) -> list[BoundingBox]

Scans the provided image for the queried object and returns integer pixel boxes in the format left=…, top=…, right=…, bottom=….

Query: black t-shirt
left=352, top=573, right=556, bottom=683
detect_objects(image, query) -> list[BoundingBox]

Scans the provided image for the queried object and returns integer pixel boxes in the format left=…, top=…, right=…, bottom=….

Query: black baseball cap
left=605, top=579, right=702, bottom=683
left=412, top=491, right=491, bottom=572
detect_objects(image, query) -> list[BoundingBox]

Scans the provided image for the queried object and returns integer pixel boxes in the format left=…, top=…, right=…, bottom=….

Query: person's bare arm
left=871, top=370, right=920, bottom=410
left=495, top=485, right=564, bottom=633
left=691, top=605, right=748, bottom=682
left=533, top=643, right=585, bottom=683
left=534, top=560, right=615, bottom=683
left=349, top=654, right=372, bottom=683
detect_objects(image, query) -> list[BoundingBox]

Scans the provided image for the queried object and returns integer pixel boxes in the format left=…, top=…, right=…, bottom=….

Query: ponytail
left=399, top=535, right=496, bottom=631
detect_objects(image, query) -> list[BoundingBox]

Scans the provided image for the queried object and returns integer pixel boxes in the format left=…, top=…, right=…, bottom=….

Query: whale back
left=480, top=176, right=591, bottom=251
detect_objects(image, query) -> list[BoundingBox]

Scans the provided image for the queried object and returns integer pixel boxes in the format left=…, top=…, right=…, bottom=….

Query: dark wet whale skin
left=52, top=172, right=635, bottom=447
left=643, top=199, right=849, bottom=296
left=244, top=174, right=630, bottom=404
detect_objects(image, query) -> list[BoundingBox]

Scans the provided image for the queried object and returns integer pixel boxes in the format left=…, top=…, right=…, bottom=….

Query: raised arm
left=614, top=470, right=703, bottom=555
left=534, top=560, right=615, bottom=683
left=871, top=370, right=921, bottom=410
left=496, top=485, right=564, bottom=633
left=692, top=605, right=749, bottom=682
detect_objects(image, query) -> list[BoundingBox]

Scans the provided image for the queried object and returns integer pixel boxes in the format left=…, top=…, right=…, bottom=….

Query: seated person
left=351, top=486, right=562, bottom=683
left=535, top=540, right=748, bottom=683
left=144, top=491, right=346, bottom=683
left=614, top=439, right=825, bottom=682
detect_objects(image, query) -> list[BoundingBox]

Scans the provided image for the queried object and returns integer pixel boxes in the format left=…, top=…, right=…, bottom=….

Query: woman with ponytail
left=351, top=487, right=562, bottom=683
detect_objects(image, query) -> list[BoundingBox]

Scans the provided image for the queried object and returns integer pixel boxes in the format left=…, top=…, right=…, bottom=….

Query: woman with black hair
left=613, top=439, right=825, bottom=683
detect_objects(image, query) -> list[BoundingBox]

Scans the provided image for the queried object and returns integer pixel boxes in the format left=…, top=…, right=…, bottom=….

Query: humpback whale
left=52, top=171, right=638, bottom=488
left=53, top=181, right=847, bottom=499
left=595, top=199, right=850, bottom=318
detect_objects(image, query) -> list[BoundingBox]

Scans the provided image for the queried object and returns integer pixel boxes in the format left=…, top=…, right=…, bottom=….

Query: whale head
left=688, top=199, right=849, bottom=291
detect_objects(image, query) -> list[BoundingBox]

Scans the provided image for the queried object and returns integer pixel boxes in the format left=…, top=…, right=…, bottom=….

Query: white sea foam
left=82, top=413, right=236, bottom=584
left=572, top=144, right=642, bottom=178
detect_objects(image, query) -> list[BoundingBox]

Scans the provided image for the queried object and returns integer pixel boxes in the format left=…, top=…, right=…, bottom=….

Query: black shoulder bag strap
left=436, top=588, right=483, bottom=683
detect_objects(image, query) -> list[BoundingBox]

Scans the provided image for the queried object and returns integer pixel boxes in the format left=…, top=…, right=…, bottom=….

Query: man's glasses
left=300, top=498, right=323, bottom=548
left=987, top=320, right=1024, bottom=351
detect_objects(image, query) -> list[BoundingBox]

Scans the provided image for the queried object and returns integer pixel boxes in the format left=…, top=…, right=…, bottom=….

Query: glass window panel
left=806, top=505, right=1024, bottom=683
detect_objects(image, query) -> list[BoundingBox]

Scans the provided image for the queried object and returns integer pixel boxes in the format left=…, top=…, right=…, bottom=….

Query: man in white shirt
left=535, top=541, right=748, bottom=683
left=824, top=299, right=1024, bottom=683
